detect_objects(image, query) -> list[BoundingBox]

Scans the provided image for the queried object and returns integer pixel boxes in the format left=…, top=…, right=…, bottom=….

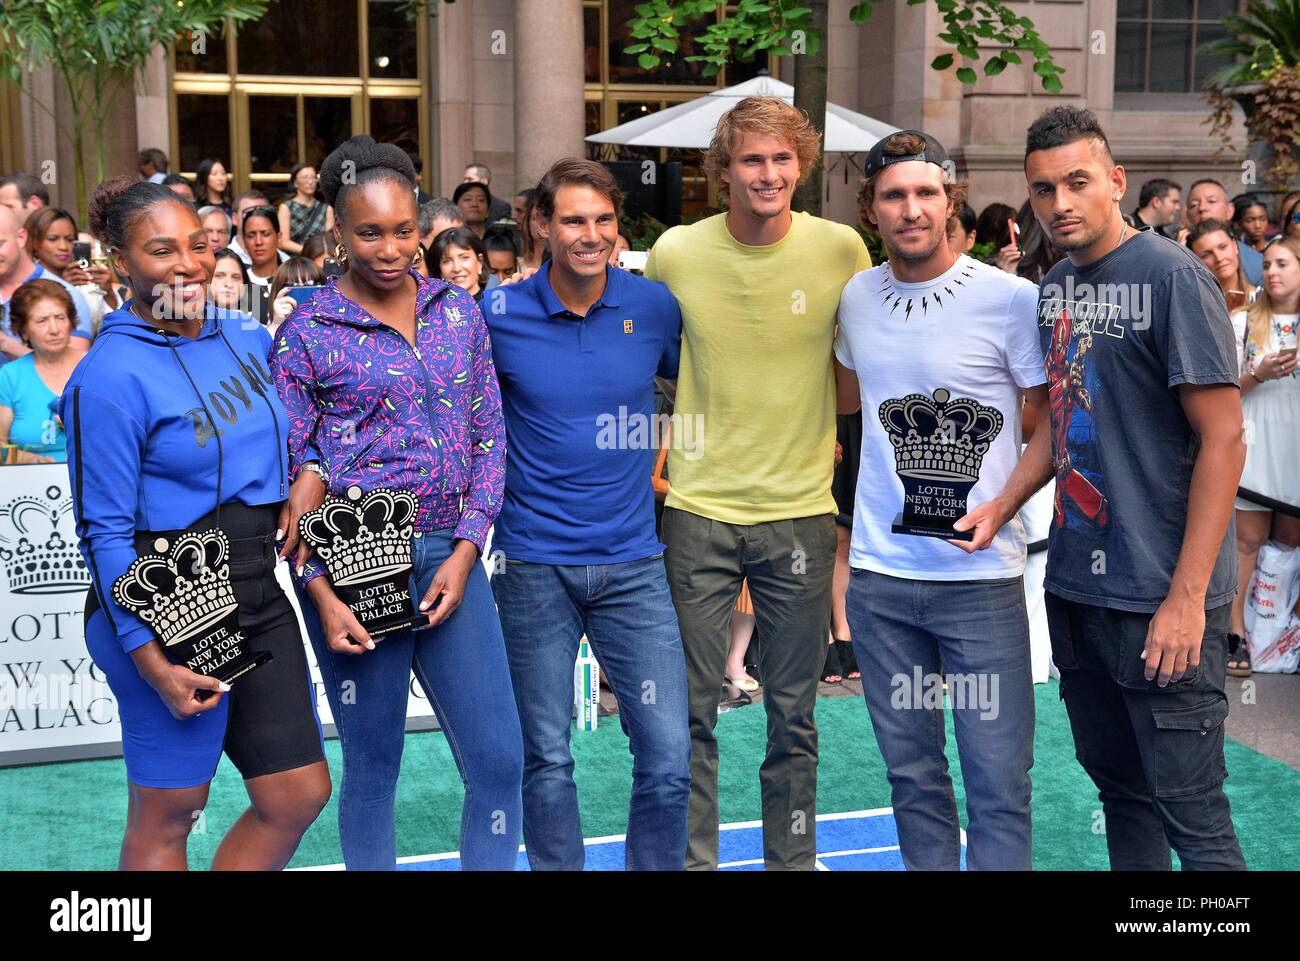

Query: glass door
left=234, top=87, right=363, bottom=195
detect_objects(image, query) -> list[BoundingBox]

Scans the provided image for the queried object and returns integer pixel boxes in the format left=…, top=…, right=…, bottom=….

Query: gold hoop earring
left=332, top=243, right=348, bottom=265
left=411, top=250, right=423, bottom=268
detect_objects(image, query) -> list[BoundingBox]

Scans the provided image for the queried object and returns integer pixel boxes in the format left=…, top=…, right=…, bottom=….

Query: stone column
left=430, top=0, right=475, bottom=198
left=824, top=0, right=864, bottom=226
left=512, top=0, right=585, bottom=187
left=135, top=45, right=170, bottom=157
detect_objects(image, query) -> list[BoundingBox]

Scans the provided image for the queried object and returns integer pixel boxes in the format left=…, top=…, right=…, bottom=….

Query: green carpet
left=1, top=681, right=1296, bottom=870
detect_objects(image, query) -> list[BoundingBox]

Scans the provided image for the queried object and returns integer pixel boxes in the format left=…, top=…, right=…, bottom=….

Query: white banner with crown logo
left=0, top=464, right=438, bottom=767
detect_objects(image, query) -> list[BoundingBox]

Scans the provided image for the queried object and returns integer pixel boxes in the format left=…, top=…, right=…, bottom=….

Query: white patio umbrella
left=585, top=74, right=899, bottom=152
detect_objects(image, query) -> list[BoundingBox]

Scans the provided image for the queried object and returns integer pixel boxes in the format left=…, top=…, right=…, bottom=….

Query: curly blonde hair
left=703, top=97, right=822, bottom=197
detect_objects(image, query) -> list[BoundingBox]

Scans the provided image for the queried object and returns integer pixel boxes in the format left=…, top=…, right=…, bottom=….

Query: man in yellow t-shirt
left=645, top=96, right=871, bottom=871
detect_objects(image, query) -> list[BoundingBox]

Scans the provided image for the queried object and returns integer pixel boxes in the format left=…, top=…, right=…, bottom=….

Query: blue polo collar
left=535, top=257, right=625, bottom=317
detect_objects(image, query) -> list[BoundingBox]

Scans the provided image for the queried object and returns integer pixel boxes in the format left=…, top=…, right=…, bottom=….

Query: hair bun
left=319, top=135, right=416, bottom=206
left=88, top=175, right=139, bottom=243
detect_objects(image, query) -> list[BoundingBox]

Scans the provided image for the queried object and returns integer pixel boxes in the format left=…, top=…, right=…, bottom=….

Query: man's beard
left=888, top=226, right=945, bottom=263
left=1051, top=218, right=1107, bottom=252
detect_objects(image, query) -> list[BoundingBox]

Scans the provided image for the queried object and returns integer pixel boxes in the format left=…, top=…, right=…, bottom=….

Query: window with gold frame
left=171, top=0, right=427, bottom=198
left=582, top=2, right=775, bottom=219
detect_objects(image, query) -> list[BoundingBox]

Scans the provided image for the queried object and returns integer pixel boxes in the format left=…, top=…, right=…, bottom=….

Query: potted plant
left=1203, top=0, right=1300, bottom=198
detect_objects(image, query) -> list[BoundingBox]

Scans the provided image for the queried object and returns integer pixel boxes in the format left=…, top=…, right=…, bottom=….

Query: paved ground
left=1224, top=673, right=1300, bottom=771
left=600, top=669, right=1300, bottom=772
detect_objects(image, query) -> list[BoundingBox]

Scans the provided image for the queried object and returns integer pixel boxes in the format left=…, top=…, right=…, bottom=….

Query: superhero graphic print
left=1046, top=305, right=1110, bottom=529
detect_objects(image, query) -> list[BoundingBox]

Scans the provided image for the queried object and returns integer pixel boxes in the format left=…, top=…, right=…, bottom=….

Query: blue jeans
left=846, top=568, right=1035, bottom=870
left=491, top=553, right=691, bottom=870
left=298, top=529, right=524, bottom=870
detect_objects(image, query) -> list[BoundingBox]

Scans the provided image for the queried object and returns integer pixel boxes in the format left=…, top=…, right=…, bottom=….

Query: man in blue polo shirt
left=485, top=158, right=690, bottom=871
left=0, top=205, right=93, bottom=366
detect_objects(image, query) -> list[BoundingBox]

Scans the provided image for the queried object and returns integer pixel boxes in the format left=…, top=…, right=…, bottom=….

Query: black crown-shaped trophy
left=298, top=486, right=428, bottom=637
left=0, top=488, right=93, bottom=595
left=111, top=530, right=271, bottom=683
left=878, top=388, right=1004, bottom=541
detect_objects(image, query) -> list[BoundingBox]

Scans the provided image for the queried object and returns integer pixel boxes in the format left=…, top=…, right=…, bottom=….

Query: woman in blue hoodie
left=61, top=176, right=330, bottom=870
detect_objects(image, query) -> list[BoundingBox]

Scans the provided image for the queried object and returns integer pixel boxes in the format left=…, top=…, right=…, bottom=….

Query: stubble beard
left=1052, top=217, right=1109, bottom=252
left=888, top=226, right=945, bottom=263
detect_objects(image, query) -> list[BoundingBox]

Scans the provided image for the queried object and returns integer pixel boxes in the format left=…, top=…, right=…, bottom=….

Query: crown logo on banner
left=299, top=486, right=418, bottom=587
left=111, top=530, right=238, bottom=647
left=0, top=485, right=92, bottom=595
left=878, top=388, right=1004, bottom=483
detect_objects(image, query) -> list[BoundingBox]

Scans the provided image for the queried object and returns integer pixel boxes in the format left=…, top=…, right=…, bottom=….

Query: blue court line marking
left=295, top=808, right=968, bottom=871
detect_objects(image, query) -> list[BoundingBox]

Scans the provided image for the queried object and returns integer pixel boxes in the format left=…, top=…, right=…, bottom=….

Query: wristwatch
left=301, top=461, right=329, bottom=484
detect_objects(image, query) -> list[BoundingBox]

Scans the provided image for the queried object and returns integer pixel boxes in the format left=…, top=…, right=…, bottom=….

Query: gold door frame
left=170, top=0, right=428, bottom=195
left=233, top=84, right=365, bottom=193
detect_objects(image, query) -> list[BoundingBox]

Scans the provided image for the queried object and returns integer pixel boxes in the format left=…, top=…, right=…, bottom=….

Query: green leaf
left=849, top=3, right=874, bottom=24
left=1001, top=50, right=1022, bottom=64
left=931, top=53, right=954, bottom=70
left=984, top=56, right=1006, bottom=76
left=623, top=43, right=650, bottom=54
left=1041, top=74, right=1063, bottom=94
left=956, top=66, right=978, bottom=84
left=638, top=52, right=661, bottom=70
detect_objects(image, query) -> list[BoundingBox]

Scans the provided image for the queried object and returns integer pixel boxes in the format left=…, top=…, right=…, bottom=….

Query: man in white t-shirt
left=833, top=130, right=1053, bottom=870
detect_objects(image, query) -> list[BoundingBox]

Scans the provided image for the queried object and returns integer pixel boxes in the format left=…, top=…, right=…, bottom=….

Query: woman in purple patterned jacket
left=269, top=136, right=523, bottom=870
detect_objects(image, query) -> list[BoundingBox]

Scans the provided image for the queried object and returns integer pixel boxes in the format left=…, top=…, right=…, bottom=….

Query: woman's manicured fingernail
left=419, top=601, right=428, bottom=611
left=275, top=528, right=284, bottom=541
left=218, top=682, right=232, bottom=692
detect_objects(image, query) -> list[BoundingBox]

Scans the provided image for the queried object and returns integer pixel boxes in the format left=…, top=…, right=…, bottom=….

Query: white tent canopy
left=585, top=74, right=899, bottom=153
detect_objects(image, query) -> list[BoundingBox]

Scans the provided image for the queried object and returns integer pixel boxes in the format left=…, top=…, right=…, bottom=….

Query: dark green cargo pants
left=661, top=506, right=837, bottom=870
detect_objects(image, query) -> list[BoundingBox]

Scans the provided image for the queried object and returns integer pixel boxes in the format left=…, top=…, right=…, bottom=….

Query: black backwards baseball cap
left=864, top=130, right=951, bottom=179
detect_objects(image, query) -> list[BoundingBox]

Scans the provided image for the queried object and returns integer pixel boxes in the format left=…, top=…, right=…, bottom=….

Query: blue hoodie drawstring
left=162, top=333, right=224, bottom=529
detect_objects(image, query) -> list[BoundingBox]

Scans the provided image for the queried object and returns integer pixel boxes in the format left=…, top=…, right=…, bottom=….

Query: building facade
left=1, top=0, right=1251, bottom=225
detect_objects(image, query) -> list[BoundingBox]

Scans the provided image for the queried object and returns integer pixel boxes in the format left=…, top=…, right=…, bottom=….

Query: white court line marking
left=814, top=860, right=830, bottom=871
left=295, top=808, right=903, bottom=871
left=817, top=845, right=901, bottom=858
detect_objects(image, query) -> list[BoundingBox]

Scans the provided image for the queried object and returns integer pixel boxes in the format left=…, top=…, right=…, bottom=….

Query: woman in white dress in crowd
left=1228, top=236, right=1300, bottom=676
